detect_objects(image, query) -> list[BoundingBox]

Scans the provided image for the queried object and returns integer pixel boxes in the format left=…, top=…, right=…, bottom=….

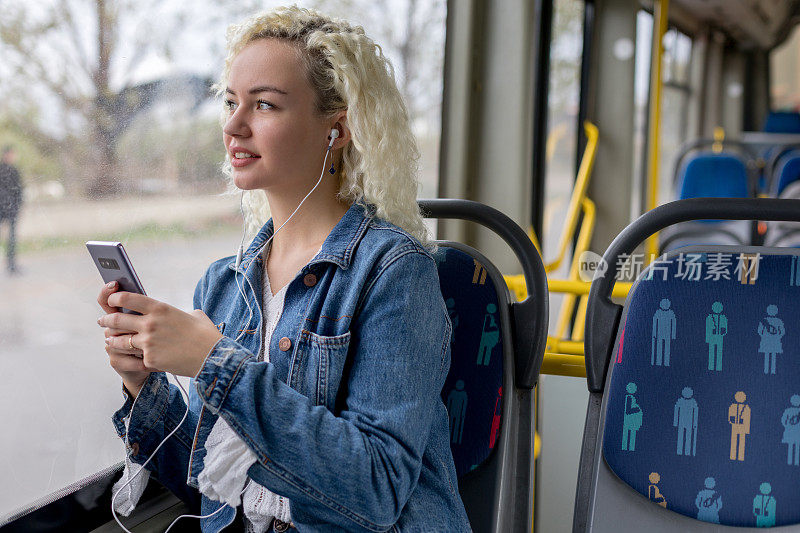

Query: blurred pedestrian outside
left=0, top=145, right=23, bottom=274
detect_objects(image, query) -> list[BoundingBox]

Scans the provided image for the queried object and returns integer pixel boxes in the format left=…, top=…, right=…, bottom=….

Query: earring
left=329, top=162, right=336, bottom=175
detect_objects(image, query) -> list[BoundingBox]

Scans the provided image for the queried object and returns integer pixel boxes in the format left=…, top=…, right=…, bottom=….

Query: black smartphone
left=86, top=241, right=147, bottom=315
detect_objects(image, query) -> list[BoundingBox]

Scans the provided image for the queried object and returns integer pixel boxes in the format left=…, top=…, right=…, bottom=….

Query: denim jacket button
left=303, top=273, right=317, bottom=287
left=278, top=337, right=292, bottom=351
left=273, top=520, right=290, bottom=532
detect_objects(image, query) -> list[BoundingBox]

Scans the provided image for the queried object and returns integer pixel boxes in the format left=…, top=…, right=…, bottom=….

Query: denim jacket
left=112, top=202, right=471, bottom=532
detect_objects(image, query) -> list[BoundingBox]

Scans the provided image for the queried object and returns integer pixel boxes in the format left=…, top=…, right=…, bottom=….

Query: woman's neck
left=266, top=186, right=350, bottom=256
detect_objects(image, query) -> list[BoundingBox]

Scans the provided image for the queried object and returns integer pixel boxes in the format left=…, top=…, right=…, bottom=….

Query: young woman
left=96, top=6, right=470, bottom=532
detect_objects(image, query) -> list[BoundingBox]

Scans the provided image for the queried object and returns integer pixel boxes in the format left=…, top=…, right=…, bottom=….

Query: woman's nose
left=223, top=109, right=251, bottom=137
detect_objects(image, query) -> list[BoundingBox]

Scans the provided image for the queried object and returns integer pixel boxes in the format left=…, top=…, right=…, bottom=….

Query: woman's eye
left=224, top=99, right=238, bottom=111
left=257, top=100, right=273, bottom=110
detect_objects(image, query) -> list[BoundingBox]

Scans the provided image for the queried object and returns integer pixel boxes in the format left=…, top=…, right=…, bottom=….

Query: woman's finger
left=106, top=334, right=143, bottom=354
left=108, top=350, right=148, bottom=372
left=104, top=327, right=136, bottom=338
left=98, top=312, right=141, bottom=332
left=107, top=292, right=157, bottom=315
left=96, top=281, right=121, bottom=314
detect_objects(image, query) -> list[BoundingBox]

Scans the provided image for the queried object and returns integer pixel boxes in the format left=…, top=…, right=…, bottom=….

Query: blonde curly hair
left=217, top=6, right=428, bottom=244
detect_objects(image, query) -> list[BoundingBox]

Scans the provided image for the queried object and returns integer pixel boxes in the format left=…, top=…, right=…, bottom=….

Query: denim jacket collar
left=227, top=201, right=375, bottom=273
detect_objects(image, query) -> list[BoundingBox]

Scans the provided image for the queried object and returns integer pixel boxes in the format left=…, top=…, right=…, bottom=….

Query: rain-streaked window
left=0, top=0, right=446, bottom=521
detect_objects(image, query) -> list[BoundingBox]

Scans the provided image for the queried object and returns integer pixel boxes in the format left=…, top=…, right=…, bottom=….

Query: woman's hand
left=98, top=290, right=224, bottom=379
left=98, top=281, right=151, bottom=398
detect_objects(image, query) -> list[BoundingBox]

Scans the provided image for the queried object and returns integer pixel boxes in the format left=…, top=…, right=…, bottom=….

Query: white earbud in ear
left=328, top=128, right=340, bottom=148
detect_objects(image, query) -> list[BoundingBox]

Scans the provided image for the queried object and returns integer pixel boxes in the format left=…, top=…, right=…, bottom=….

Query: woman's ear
left=330, top=112, right=351, bottom=150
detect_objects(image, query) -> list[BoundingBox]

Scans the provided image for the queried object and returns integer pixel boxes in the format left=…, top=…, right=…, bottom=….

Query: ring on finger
left=128, top=335, right=135, bottom=350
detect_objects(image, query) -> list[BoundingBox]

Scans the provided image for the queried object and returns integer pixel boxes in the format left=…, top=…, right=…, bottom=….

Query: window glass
left=542, top=0, right=584, bottom=270
left=0, top=0, right=446, bottom=520
left=659, top=28, right=692, bottom=203
left=771, top=25, right=800, bottom=111
left=632, top=11, right=692, bottom=215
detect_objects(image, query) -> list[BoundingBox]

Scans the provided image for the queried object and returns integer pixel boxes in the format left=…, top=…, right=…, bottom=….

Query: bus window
left=770, top=25, right=800, bottom=112
left=0, top=0, right=446, bottom=522
left=632, top=10, right=693, bottom=214
left=543, top=0, right=585, bottom=273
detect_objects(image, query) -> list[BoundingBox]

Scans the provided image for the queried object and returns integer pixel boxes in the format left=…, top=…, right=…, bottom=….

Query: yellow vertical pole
left=712, top=126, right=725, bottom=153
left=644, top=0, right=670, bottom=260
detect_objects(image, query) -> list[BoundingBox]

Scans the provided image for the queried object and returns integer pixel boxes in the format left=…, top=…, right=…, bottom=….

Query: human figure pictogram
left=695, top=477, right=722, bottom=524
left=674, top=387, right=698, bottom=456
left=652, top=299, right=676, bottom=366
left=648, top=472, right=667, bottom=508
left=729, top=391, right=751, bottom=461
left=705, top=302, right=728, bottom=371
left=622, top=382, right=643, bottom=451
left=489, top=386, right=502, bottom=449
left=781, top=395, right=800, bottom=466
left=758, top=305, right=785, bottom=375
left=446, top=380, right=468, bottom=445
left=753, top=482, right=776, bottom=528
left=477, top=303, right=499, bottom=365
left=694, top=477, right=722, bottom=524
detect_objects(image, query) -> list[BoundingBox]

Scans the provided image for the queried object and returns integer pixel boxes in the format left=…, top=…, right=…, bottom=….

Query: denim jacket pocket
left=289, top=330, right=351, bottom=410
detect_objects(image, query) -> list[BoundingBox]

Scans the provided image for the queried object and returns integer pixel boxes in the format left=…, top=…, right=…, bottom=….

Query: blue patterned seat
left=434, top=244, right=506, bottom=479
left=419, top=199, right=547, bottom=533
left=602, top=248, right=800, bottom=528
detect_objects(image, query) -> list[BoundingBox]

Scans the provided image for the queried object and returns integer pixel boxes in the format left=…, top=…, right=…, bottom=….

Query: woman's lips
left=231, top=155, right=260, bottom=168
left=230, top=147, right=261, bottom=167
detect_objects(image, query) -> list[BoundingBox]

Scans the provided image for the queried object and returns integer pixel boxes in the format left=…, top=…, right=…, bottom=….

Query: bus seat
left=575, top=198, right=800, bottom=532
left=420, top=199, right=548, bottom=533
left=435, top=243, right=506, bottom=481
left=658, top=220, right=750, bottom=254
left=765, top=181, right=800, bottom=247
left=677, top=152, right=749, bottom=200
left=772, top=149, right=800, bottom=196
left=659, top=153, right=753, bottom=253
left=764, top=111, right=800, bottom=134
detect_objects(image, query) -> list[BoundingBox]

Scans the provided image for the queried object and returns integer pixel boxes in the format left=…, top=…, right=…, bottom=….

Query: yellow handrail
left=644, top=0, right=670, bottom=261
left=546, top=279, right=632, bottom=298
left=540, top=353, right=586, bottom=378
left=501, top=122, right=607, bottom=375
left=543, top=122, right=599, bottom=273
left=712, top=126, right=725, bottom=154
left=546, top=339, right=584, bottom=355
left=571, top=295, right=589, bottom=342
left=554, top=197, right=596, bottom=339
left=503, top=276, right=632, bottom=301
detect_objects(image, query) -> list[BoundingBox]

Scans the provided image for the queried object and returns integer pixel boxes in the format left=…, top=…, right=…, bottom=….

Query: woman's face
left=223, top=38, right=332, bottom=192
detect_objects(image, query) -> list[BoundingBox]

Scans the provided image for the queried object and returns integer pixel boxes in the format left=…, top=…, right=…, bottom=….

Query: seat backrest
left=433, top=242, right=531, bottom=533
left=435, top=243, right=506, bottom=479
left=764, top=111, right=800, bottom=134
left=773, top=150, right=800, bottom=196
left=658, top=220, right=750, bottom=254
left=678, top=152, right=749, bottom=200
left=584, top=247, right=800, bottom=530
left=419, top=198, right=547, bottom=533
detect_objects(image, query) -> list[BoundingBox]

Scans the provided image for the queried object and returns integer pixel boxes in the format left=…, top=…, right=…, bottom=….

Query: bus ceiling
left=642, top=0, right=800, bottom=50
